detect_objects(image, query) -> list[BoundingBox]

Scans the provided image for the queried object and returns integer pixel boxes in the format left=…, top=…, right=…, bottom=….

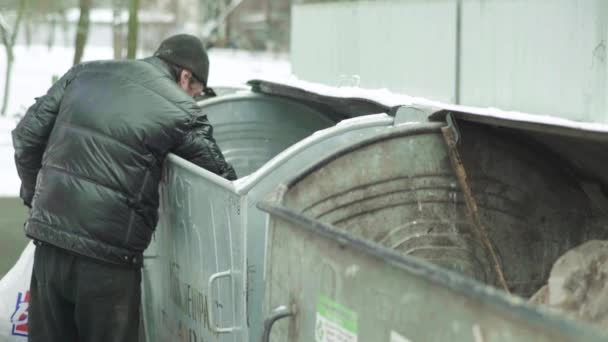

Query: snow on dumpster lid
left=247, top=79, right=397, bottom=118
left=249, top=77, right=608, bottom=136
left=429, top=108, right=608, bottom=193
left=429, top=107, right=608, bottom=142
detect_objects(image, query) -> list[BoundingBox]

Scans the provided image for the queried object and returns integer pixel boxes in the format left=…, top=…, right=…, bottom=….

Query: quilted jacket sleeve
left=173, top=114, right=237, bottom=181
left=12, top=67, right=79, bottom=207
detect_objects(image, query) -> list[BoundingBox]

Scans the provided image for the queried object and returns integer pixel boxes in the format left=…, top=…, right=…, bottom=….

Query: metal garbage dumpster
left=277, top=119, right=594, bottom=296
left=257, top=200, right=608, bottom=342
left=142, top=79, right=608, bottom=341
left=141, top=81, right=405, bottom=342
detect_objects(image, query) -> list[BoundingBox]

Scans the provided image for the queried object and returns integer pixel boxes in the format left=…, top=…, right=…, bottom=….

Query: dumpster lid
left=429, top=109, right=608, bottom=188
left=429, top=108, right=608, bottom=141
left=247, top=77, right=608, bottom=186
left=247, top=79, right=394, bottom=118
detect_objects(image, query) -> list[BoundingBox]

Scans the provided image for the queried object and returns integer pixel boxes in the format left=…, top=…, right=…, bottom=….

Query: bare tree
left=126, top=0, right=139, bottom=59
left=112, top=0, right=125, bottom=59
left=60, top=6, right=69, bottom=47
left=26, top=0, right=70, bottom=50
left=73, top=0, right=92, bottom=65
left=0, top=0, right=28, bottom=116
left=46, top=14, right=57, bottom=49
left=23, top=13, right=32, bottom=46
left=201, top=0, right=244, bottom=39
left=44, top=1, right=66, bottom=50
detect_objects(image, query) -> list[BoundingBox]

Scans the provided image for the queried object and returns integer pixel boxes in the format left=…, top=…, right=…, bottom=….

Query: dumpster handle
left=261, top=305, right=293, bottom=342
left=208, top=270, right=236, bottom=333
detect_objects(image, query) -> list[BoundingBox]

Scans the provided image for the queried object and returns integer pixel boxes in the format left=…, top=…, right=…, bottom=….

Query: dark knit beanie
left=154, top=34, right=209, bottom=86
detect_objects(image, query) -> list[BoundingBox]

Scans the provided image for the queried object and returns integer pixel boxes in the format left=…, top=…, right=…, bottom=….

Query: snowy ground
left=0, top=45, right=291, bottom=196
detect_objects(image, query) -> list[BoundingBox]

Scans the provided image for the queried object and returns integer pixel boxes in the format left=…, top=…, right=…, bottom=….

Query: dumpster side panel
left=263, top=208, right=606, bottom=342
left=238, top=115, right=395, bottom=341
left=142, top=158, right=244, bottom=342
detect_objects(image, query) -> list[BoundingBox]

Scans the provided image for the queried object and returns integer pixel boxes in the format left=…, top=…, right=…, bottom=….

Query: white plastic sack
left=0, top=242, right=34, bottom=341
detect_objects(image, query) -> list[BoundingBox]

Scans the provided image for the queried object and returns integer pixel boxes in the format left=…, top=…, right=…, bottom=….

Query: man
left=12, top=34, right=236, bottom=342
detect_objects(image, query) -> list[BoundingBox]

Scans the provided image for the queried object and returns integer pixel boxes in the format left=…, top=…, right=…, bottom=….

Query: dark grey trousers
left=28, top=242, right=141, bottom=342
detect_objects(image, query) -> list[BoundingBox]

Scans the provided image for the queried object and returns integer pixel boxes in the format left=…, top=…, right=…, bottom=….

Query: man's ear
left=179, top=69, right=192, bottom=87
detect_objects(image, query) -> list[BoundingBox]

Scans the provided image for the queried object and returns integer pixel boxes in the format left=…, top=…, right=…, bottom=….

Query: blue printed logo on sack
left=10, top=291, right=29, bottom=337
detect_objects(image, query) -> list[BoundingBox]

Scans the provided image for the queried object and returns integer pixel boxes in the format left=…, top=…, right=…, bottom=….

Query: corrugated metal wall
left=291, top=0, right=608, bottom=122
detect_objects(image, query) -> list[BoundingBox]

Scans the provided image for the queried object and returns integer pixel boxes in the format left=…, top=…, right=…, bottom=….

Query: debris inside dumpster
left=530, top=240, right=608, bottom=328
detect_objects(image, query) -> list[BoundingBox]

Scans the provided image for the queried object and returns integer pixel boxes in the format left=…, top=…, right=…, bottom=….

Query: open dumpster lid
left=429, top=108, right=608, bottom=142
left=247, top=79, right=394, bottom=118
left=429, top=109, right=608, bottom=190
left=247, top=77, right=608, bottom=188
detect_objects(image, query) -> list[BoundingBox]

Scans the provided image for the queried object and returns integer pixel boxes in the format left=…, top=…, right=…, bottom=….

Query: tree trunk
left=1, top=48, right=14, bottom=116
left=112, top=0, right=124, bottom=59
left=47, top=16, right=56, bottom=50
left=126, top=0, right=139, bottom=59
left=60, top=9, right=69, bottom=46
left=0, top=0, right=27, bottom=116
left=73, top=0, right=92, bottom=65
left=24, top=18, right=32, bottom=47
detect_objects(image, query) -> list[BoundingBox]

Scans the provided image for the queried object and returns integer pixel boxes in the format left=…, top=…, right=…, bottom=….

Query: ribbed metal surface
left=200, top=94, right=336, bottom=177
left=142, top=160, right=243, bottom=342
left=292, top=0, right=608, bottom=123
left=260, top=201, right=608, bottom=341
left=283, top=122, right=592, bottom=296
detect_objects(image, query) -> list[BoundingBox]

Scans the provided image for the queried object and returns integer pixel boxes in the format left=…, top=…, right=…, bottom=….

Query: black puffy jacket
left=12, top=57, right=236, bottom=267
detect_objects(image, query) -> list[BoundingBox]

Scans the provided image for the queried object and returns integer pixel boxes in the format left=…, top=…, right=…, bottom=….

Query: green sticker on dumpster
left=315, top=296, right=358, bottom=342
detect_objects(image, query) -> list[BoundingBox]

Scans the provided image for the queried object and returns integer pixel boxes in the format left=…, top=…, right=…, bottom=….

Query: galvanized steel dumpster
left=141, top=81, right=403, bottom=342
left=257, top=201, right=608, bottom=342
left=141, top=79, right=608, bottom=341
left=277, top=120, right=594, bottom=296
left=255, top=107, right=608, bottom=340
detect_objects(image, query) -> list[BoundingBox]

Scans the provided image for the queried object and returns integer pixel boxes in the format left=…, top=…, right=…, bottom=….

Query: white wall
left=292, top=0, right=458, bottom=103
left=460, top=0, right=607, bottom=122
left=292, top=0, right=608, bottom=122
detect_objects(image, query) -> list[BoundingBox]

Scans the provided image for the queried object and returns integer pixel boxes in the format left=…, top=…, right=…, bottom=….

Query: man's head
left=176, top=68, right=204, bottom=98
left=154, top=34, right=209, bottom=98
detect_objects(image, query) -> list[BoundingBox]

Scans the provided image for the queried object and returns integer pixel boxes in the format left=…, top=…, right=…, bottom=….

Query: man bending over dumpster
left=12, top=34, right=236, bottom=342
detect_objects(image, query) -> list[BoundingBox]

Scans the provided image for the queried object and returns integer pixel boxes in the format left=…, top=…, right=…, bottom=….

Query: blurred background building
left=0, top=0, right=606, bottom=123
left=1, top=0, right=294, bottom=53
left=290, top=0, right=607, bottom=123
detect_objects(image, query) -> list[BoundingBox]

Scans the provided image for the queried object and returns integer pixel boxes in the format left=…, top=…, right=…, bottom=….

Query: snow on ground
left=0, top=44, right=291, bottom=196
left=63, top=8, right=175, bottom=24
